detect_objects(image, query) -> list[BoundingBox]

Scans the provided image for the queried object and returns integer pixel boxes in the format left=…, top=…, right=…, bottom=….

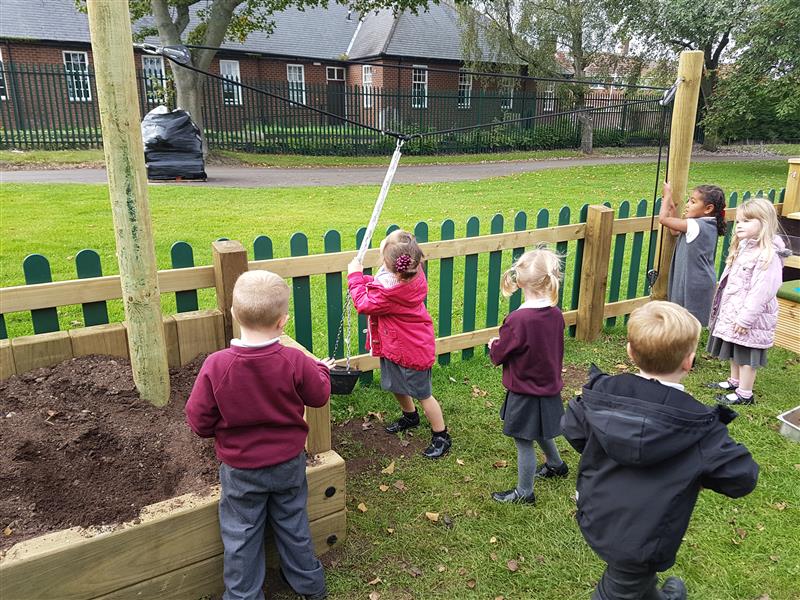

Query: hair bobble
left=719, top=208, right=726, bottom=221
left=394, top=254, right=412, bottom=273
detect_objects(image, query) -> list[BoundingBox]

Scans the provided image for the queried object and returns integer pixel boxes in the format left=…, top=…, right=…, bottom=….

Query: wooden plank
left=122, top=317, right=179, bottom=370
left=212, top=240, right=249, bottom=345
left=0, top=451, right=345, bottom=600
left=0, top=338, right=16, bottom=380
left=248, top=223, right=586, bottom=278
left=611, top=215, right=658, bottom=234
left=651, top=50, right=704, bottom=300
left=69, top=323, right=128, bottom=359
left=0, top=266, right=214, bottom=317
left=10, top=331, right=72, bottom=373
left=173, top=309, right=225, bottom=366
left=576, top=205, right=615, bottom=341
left=775, top=298, right=800, bottom=353
left=784, top=158, right=800, bottom=215
left=93, top=509, right=347, bottom=600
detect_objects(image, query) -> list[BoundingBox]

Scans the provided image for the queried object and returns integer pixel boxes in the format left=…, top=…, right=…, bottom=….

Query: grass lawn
left=317, top=328, right=799, bottom=600
left=1, top=143, right=797, bottom=170
left=0, top=160, right=788, bottom=341
left=1, top=156, right=798, bottom=598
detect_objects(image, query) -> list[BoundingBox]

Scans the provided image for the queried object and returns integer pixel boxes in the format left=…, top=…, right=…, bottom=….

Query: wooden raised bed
left=0, top=320, right=346, bottom=599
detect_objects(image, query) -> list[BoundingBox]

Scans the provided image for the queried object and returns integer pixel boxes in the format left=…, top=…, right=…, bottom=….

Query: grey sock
left=514, top=437, right=536, bottom=496
left=537, top=437, right=563, bottom=467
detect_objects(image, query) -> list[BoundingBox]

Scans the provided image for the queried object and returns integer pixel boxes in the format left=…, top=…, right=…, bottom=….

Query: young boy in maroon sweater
left=186, top=270, right=333, bottom=600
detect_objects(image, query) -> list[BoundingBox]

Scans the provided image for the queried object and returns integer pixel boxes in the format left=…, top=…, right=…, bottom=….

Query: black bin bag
left=141, top=106, right=207, bottom=181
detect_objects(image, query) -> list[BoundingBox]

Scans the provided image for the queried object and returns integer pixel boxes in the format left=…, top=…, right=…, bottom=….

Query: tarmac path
left=0, top=154, right=780, bottom=188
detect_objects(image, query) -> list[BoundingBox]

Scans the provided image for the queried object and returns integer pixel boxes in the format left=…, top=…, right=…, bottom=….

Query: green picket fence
left=0, top=190, right=783, bottom=365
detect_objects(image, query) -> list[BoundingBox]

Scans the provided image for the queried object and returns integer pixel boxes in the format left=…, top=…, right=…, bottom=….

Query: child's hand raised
left=347, top=257, right=363, bottom=274
left=660, top=182, right=676, bottom=217
left=320, top=357, right=337, bottom=370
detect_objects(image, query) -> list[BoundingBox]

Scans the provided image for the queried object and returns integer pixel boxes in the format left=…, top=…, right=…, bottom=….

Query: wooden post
left=784, top=158, right=800, bottom=218
left=86, top=0, right=169, bottom=406
left=651, top=50, right=704, bottom=300
left=576, top=205, right=614, bottom=342
left=212, top=240, right=249, bottom=344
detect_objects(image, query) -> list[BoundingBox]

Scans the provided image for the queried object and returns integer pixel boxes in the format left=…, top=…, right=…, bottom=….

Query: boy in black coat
left=563, top=301, right=759, bottom=600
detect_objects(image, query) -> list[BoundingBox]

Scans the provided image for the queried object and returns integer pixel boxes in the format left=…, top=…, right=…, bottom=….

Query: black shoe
left=716, top=391, right=755, bottom=405
left=661, top=576, right=687, bottom=600
left=535, top=462, right=569, bottom=479
left=422, top=432, right=451, bottom=459
left=705, top=380, right=736, bottom=390
left=279, top=569, right=328, bottom=600
left=385, top=413, right=420, bottom=434
left=491, top=488, right=536, bottom=505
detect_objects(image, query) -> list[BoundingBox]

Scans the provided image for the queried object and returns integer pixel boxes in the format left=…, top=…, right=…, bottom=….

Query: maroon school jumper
left=185, top=342, right=331, bottom=468
left=489, top=306, right=564, bottom=396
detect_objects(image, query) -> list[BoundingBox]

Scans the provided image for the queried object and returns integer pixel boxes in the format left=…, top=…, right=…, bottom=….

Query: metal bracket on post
left=133, top=43, right=191, bottom=65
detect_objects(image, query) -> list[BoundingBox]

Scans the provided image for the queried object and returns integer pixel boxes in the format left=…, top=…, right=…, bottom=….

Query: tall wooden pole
left=651, top=50, right=704, bottom=300
left=87, top=0, right=170, bottom=406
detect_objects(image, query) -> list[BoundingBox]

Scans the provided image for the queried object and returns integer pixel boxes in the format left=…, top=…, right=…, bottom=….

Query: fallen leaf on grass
left=489, top=536, right=497, bottom=544
left=771, top=502, right=787, bottom=511
left=357, top=502, right=368, bottom=513
left=425, top=512, right=440, bottom=522
left=489, top=552, right=498, bottom=562
left=463, top=476, right=473, bottom=483
left=386, top=528, right=395, bottom=534
left=368, top=576, right=382, bottom=585
left=3, top=526, right=12, bottom=536
left=367, top=411, right=384, bottom=422
left=458, top=567, right=468, bottom=576
left=381, top=461, right=396, bottom=475
left=495, top=596, right=505, bottom=600
left=535, top=555, right=545, bottom=563
left=484, top=401, right=494, bottom=408
left=379, top=484, right=390, bottom=492
left=456, top=458, right=465, bottom=466
left=361, top=422, right=374, bottom=431
left=794, top=464, right=800, bottom=471
left=406, top=565, right=423, bottom=577
left=393, top=480, right=407, bottom=492
left=399, top=439, right=410, bottom=447
left=437, top=564, right=446, bottom=572
left=369, top=592, right=381, bottom=600
left=736, top=528, right=747, bottom=540
left=506, top=559, right=519, bottom=572
left=614, top=363, right=629, bottom=371
left=471, top=385, right=488, bottom=398
left=769, top=555, right=779, bottom=562
left=449, top=376, right=457, bottom=383
left=492, top=460, right=508, bottom=469
left=466, top=579, right=476, bottom=589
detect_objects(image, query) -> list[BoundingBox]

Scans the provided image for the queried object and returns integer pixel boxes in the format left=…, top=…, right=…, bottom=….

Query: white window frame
left=326, top=66, right=345, bottom=82
left=362, top=65, right=373, bottom=108
left=141, top=55, right=166, bottom=104
left=220, top=59, right=242, bottom=106
left=457, top=71, right=472, bottom=109
left=63, top=51, right=91, bottom=102
left=412, top=65, right=427, bottom=109
left=0, top=49, right=7, bottom=101
left=543, top=83, right=555, bottom=112
left=500, top=79, right=514, bottom=110
left=287, top=64, right=306, bottom=105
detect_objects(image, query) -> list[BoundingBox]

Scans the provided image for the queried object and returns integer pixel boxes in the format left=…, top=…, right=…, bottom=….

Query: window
left=500, top=79, right=514, bottom=110
left=141, top=56, right=166, bottom=104
left=0, top=49, right=7, bottom=101
left=412, top=66, right=427, bottom=109
left=458, top=71, right=472, bottom=109
left=63, top=51, right=91, bottom=102
left=220, top=60, right=242, bottom=106
left=287, top=64, right=306, bottom=105
left=326, top=67, right=345, bottom=81
left=362, top=65, right=373, bottom=108
left=543, top=83, right=555, bottom=112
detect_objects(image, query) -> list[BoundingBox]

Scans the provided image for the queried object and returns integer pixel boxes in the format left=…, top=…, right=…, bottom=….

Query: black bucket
left=330, top=366, right=361, bottom=395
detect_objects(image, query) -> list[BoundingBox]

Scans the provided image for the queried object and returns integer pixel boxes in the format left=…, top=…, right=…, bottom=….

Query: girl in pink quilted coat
left=347, top=230, right=451, bottom=459
left=706, top=197, right=791, bottom=405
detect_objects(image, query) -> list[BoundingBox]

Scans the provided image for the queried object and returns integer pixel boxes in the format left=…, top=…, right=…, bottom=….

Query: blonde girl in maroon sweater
left=488, top=247, right=567, bottom=504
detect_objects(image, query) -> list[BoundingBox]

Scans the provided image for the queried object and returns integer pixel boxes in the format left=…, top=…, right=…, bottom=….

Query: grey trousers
left=219, top=452, right=326, bottom=600
left=591, top=564, right=665, bottom=600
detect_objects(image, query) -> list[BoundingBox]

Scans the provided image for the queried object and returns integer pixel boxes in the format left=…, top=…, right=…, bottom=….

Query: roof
left=0, top=0, right=498, bottom=64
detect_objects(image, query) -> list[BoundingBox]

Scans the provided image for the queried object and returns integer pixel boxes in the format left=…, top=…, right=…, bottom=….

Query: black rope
left=645, top=103, right=672, bottom=290
left=182, top=43, right=669, bottom=92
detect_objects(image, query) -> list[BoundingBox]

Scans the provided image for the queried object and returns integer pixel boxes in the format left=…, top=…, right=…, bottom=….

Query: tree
left=603, top=0, right=758, bottom=149
left=702, top=0, right=800, bottom=143
left=86, top=0, right=444, bottom=150
left=459, top=0, right=617, bottom=154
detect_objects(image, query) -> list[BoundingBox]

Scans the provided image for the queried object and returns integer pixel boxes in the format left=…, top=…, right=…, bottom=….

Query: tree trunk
left=579, top=113, right=594, bottom=154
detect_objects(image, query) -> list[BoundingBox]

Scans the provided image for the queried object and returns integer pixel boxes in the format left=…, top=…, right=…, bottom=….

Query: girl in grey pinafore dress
left=660, top=183, right=727, bottom=327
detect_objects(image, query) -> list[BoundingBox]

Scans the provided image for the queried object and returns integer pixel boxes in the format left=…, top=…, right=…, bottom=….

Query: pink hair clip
left=394, top=254, right=412, bottom=273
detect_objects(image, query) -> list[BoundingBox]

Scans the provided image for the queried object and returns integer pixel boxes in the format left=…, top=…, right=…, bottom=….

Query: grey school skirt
left=500, top=391, right=564, bottom=441
left=707, top=335, right=768, bottom=368
left=379, top=358, right=433, bottom=399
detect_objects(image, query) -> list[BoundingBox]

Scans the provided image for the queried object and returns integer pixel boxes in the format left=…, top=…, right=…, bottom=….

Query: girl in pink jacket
left=707, top=197, right=790, bottom=405
left=347, top=230, right=451, bottom=459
